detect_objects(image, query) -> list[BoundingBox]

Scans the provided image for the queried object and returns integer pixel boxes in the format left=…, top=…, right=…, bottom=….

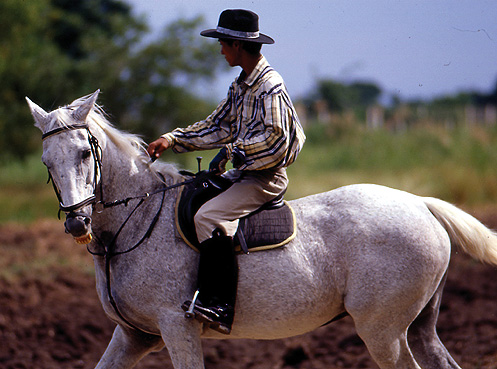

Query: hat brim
left=200, top=29, right=274, bottom=44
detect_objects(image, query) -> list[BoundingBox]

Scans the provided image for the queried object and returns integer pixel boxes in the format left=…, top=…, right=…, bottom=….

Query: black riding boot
left=182, top=229, right=238, bottom=334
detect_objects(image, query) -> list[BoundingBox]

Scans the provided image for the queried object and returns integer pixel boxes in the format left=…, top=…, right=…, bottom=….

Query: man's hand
left=209, top=147, right=228, bottom=174
left=147, top=137, right=173, bottom=160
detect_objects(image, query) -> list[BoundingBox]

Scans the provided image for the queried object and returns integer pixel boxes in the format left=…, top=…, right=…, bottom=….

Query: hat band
left=216, top=26, right=259, bottom=39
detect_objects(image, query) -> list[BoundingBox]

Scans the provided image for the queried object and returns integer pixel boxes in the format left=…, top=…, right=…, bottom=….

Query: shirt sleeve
left=168, top=86, right=236, bottom=153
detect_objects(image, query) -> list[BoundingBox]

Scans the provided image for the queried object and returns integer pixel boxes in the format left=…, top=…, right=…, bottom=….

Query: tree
left=0, top=0, right=145, bottom=159
left=101, top=17, right=227, bottom=141
left=0, top=0, right=66, bottom=159
left=0, top=0, right=225, bottom=159
left=48, top=0, right=140, bottom=60
left=307, top=79, right=382, bottom=117
left=349, top=82, right=381, bottom=108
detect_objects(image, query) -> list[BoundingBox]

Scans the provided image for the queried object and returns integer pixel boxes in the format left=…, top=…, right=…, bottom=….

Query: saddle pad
left=235, top=202, right=296, bottom=253
left=175, top=185, right=296, bottom=254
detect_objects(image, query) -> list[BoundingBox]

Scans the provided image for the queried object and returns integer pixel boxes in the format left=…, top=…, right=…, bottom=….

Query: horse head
left=27, top=90, right=102, bottom=244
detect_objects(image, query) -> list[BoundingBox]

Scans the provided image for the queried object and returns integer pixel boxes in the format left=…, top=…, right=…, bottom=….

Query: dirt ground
left=1, top=211, right=497, bottom=369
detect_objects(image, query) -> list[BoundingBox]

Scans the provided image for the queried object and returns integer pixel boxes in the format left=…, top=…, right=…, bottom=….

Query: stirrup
left=184, top=290, right=200, bottom=319
left=181, top=299, right=233, bottom=335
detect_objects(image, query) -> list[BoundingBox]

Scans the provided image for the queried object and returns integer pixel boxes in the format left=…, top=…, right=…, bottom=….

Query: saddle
left=175, top=170, right=296, bottom=254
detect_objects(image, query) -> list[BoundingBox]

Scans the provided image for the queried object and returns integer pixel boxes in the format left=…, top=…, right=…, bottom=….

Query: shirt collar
left=236, top=55, right=269, bottom=87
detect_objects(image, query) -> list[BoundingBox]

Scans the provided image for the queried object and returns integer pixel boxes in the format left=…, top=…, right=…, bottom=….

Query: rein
left=87, top=175, right=167, bottom=335
left=95, top=175, right=196, bottom=211
left=86, top=173, right=198, bottom=335
left=42, top=122, right=198, bottom=335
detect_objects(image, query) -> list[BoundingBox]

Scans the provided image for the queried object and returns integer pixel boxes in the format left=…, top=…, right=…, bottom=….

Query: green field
left=3, top=123, right=497, bottom=224
left=286, top=123, right=497, bottom=203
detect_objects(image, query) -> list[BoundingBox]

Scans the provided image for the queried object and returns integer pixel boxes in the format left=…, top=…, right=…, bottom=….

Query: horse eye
left=82, top=149, right=92, bottom=160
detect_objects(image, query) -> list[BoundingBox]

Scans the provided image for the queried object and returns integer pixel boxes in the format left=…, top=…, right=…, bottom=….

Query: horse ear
left=26, top=97, right=49, bottom=131
left=72, top=89, right=100, bottom=122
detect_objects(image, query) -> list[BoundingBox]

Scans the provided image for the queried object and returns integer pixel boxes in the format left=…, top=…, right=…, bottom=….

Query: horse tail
left=423, top=197, right=497, bottom=266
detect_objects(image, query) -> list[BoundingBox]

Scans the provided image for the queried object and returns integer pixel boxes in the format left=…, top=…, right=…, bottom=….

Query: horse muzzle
left=64, top=212, right=93, bottom=245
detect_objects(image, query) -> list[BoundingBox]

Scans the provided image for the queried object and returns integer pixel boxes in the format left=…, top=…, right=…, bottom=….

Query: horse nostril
left=65, top=213, right=92, bottom=237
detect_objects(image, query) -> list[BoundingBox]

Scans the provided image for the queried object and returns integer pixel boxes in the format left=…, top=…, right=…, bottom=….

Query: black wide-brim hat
left=201, top=9, right=274, bottom=44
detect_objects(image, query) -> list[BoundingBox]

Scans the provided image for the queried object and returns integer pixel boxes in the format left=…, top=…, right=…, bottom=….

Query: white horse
left=27, top=90, right=497, bottom=369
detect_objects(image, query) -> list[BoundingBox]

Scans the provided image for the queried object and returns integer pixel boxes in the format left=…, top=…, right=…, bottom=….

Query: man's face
left=219, top=40, right=241, bottom=67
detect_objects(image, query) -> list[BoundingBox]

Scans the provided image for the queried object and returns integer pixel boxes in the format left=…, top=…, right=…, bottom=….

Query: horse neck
left=90, top=137, right=180, bottom=248
left=93, top=135, right=178, bottom=221
left=102, top=144, right=148, bottom=197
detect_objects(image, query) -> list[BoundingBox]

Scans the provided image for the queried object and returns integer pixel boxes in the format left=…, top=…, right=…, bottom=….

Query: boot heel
left=209, top=321, right=232, bottom=335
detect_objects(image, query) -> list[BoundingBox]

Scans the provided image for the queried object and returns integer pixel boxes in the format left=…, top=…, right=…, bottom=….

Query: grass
left=0, top=185, right=59, bottom=223
left=0, top=154, right=60, bottom=223
left=285, top=123, right=497, bottom=204
left=3, top=123, right=497, bottom=224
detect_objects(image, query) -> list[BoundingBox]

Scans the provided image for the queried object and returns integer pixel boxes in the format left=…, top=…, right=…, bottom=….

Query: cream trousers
left=194, top=168, right=288, bottom=243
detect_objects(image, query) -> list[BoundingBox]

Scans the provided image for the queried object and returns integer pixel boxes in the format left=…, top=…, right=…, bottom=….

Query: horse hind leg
left=348, top=302, right=421, bottom=368
left=354, top=323, right=421, bottom=369
left=408, top=272, right=462, bottom=369
left=346, top=290, right=426, bottom=368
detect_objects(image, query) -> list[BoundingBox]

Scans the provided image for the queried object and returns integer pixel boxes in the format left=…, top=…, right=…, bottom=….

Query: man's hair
left=220, top=38, right=262, bottom=56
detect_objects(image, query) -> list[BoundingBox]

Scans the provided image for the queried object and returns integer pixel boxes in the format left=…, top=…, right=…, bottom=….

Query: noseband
left=43, top=123, right=103, bottom=215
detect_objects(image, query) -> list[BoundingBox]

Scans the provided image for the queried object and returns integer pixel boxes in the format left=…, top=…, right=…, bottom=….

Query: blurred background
left=2, top=2, right=497, bottom=368
left=1, top=0, right=497, bottom=222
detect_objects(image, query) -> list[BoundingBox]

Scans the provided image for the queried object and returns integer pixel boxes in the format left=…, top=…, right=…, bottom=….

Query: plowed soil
left=1, top=211, right=497, bottom=369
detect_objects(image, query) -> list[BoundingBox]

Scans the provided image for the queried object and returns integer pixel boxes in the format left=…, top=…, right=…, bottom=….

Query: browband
left=42, top=124, right=89, bottom=140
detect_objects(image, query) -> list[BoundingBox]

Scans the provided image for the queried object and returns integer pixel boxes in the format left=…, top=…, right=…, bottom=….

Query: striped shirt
left=164, top=56, right=306, bottom=171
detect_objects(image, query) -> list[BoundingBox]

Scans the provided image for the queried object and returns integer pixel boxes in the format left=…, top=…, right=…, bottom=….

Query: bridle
left=43, top=122, right=165, bottom=335
left=42, top=122, right=200, bottom=217
left=42, top=123, right=103, bottom=216
left=42, top=120, right=219, bottom=334
left=42, top=121, right=187, bottom=335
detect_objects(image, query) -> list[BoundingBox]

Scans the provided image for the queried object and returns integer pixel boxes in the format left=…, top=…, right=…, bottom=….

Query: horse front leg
left=159, top=314, right=205, bottom=369
left=95, top=325, right=164, bottom=369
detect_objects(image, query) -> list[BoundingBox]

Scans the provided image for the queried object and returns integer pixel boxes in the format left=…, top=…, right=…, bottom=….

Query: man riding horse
left=147, top=9, right=306, bottom=334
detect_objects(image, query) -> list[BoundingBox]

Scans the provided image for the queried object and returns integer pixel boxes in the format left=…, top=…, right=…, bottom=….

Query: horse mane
left=55, top=94, right=183, bottom=183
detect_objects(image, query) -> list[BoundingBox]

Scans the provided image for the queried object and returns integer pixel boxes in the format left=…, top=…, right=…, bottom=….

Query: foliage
left=48, top=0, right=139, bottom=59
left=1, top=0, right=59, bottom=159
left=0, top=0, right=141, bottom=159
left=104, top=17, right=225, bottom=140
left=306, top=79, right=382, bottom=114
left=0, top=0, right=224, bottom=160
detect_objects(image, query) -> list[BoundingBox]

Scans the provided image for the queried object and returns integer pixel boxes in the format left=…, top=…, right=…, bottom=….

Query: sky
left=124, top=0, right=497, bottom=102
